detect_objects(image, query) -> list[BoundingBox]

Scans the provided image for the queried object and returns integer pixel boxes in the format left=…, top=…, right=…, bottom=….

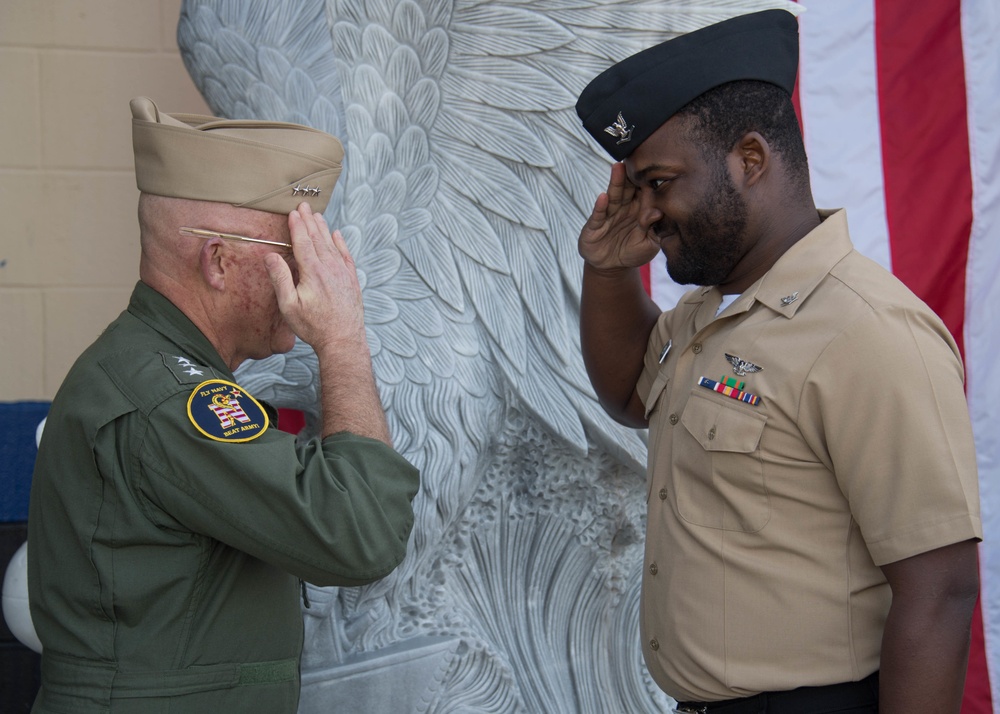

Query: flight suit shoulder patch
left=186, top=379, right=269, bottom=443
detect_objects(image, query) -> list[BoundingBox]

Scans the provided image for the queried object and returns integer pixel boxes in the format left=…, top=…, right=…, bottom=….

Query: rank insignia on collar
left=603, top=112, right=634, bottom=145
left=162, top=353, right=211, bottom=384
left=725, top=353, right=762, bottom=377
left=187, top=379, right=269, bottom=442
left=780, top=292, right=799, bottom=306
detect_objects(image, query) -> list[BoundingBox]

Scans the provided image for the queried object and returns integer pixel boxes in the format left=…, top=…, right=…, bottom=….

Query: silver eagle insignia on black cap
left=603, top=112, right=634, bottom=145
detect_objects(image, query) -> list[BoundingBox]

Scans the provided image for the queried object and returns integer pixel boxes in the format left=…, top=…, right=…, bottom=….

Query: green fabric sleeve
left=137, top=391, right=419, bottom=586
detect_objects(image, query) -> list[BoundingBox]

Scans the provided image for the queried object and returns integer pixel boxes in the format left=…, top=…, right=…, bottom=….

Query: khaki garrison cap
left=130, top=96, right=344, bottom=214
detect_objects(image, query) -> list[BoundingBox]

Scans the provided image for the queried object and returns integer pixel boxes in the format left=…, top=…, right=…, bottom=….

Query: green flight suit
left=27, top=281, right=419, bottom=713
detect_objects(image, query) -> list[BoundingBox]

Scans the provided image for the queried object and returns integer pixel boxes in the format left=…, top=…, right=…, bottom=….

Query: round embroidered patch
left=186, top=380, right=269, bottom=442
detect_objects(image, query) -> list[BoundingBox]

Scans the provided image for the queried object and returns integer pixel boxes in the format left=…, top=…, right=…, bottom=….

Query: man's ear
left=735, top=131, right=770, bottom=187
left=199, top=239, right=227, bottom=291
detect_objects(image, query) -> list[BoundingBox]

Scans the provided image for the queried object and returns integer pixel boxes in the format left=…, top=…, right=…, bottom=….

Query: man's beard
left=663, top=164, right=749, bottom=287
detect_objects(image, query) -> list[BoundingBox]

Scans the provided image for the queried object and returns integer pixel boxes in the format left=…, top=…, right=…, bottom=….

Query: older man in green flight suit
left=26, top=97, right=420, bottom=713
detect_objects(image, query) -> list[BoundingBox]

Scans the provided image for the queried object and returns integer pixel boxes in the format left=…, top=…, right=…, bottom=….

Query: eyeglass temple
left=179, top=227, right=292, bottom=248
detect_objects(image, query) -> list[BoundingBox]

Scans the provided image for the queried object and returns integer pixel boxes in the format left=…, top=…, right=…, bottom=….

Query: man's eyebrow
left=631, top=163, right=678, bottom=183
left=634, top=162, right=680, bottom=177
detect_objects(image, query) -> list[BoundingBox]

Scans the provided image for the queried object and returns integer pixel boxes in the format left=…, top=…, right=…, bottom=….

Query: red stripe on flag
left=640, top=263, right=651, bottom=296
left=874, top=1, right=972, bottom=354
left=790, top=4, right=803, bottom=157
left=791, top=68, right=803, bottom=132
left=874, top=3, right=989, bottom=711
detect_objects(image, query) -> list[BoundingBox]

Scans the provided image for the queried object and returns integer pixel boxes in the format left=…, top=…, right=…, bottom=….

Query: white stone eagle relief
left=177, top=1, right=794, bottom=711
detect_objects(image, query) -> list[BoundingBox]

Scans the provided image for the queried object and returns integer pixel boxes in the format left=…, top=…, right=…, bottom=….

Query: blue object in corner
left=0, top=401, right=51, bottom=522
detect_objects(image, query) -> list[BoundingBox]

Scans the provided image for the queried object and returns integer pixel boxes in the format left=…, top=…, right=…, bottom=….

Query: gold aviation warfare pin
left=187, top=379, right=269, bottom=442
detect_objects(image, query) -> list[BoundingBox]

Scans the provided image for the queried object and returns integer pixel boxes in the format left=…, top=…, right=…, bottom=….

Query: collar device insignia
left=163, top=353, right=211, bottom=384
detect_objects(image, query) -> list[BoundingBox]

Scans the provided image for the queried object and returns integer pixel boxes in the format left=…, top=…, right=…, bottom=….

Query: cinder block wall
left=0, top=0, right=210, bottom=401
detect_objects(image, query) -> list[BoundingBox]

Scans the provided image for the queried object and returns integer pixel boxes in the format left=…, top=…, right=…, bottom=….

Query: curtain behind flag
left=646, top=2, right=999, bottom=710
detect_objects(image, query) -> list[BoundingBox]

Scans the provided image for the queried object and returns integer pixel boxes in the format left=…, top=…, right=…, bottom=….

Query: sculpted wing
left=178, top=1, right=798, bottom=710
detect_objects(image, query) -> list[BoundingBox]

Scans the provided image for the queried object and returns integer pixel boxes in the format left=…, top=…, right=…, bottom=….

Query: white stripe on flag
left=797, top=0, right=891, bottom=270
left=650, top=246, right=686, bottom=310
left=962, top=0, right=1000, bottom=703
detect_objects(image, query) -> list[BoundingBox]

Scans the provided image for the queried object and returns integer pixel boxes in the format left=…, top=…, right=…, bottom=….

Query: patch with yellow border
left=187, top=380, right=269, bottom=442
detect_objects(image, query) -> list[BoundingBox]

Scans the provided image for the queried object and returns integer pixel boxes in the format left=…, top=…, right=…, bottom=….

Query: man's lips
left=655, top=231, right=680, bottom=248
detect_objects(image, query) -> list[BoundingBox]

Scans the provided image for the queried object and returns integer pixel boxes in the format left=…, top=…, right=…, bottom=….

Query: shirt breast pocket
left=675, top=391, right=770, bottom=532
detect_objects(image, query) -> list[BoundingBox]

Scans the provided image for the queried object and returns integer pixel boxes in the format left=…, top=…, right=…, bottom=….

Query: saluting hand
left=578, top=162, right=660, bottom=271
left=264, top=202, right=367, bottom=356
left=266, top=202, right=390, bottom=442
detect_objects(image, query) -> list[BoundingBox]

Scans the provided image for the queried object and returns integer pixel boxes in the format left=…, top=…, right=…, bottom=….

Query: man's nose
left=636, top=190, right=662, bottom=232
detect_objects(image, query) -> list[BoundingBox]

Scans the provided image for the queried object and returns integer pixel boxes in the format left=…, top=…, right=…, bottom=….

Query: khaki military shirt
left=636, top=210, right=981, bottom=702
left=28, top=282, right=419, bottom=713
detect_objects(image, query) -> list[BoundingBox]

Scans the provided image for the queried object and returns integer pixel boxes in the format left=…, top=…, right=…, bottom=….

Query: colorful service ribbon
left=697, top=376, right=762, bottom=406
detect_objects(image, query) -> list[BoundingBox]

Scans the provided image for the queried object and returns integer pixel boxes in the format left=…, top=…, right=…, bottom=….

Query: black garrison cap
left=576, top=9, right=799, bottom=161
